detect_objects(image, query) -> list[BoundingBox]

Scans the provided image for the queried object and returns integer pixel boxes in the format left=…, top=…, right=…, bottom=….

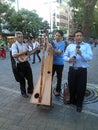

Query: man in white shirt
left=11, top=31, right=34, bottom=98
left=31, top=37, right=41, bottom=64
left=64, top=30, right=93, bottom=112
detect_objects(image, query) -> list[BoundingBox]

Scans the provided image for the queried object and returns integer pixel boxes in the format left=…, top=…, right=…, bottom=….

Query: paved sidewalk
left=0, top=46, right=98, bottom=130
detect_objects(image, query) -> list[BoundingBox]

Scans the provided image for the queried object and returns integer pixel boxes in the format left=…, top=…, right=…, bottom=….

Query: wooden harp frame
left=30, top=36, right=53, bottom=107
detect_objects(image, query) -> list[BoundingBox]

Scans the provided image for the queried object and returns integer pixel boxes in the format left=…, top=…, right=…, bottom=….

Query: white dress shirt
left=32, top=41, right=40, bottom=49
left=63, top=42, right=93, bottom=68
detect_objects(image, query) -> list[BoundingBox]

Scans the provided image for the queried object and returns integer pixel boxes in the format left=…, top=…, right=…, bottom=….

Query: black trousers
left=52, top=64, right=64, bottom=92
left=33, top=52, right=41, bottom=63
left=17, top=61, right=34, bottom=95
left=68, top=67, right=87, bottom=107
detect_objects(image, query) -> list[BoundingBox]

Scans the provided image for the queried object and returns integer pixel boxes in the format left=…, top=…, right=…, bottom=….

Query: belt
left=17, top=61, right=28, bottom=64
left=69, top=66, right=86, bottom=70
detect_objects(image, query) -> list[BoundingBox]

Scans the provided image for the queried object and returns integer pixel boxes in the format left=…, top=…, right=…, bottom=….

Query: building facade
left=50, top=0, right=73, bottom=37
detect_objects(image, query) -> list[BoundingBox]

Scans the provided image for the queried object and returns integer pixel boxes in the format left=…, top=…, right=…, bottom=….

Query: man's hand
left=47, top=44, right=53, bottom=53
left=76, top=49, right=81, bottom=55
left=69, top=56, right=76, bottom=63
left=23, top=49, right=29, bottom=55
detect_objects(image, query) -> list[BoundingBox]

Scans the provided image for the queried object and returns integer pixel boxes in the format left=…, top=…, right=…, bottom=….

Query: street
left=0, top=46, right=98, bottom=130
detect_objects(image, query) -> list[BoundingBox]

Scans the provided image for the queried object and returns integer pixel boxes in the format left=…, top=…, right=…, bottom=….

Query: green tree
left=0, top=0, right=15, bottom=33
left=70, top=0, right=98, bottom=40
left=0, top=1, right=8, bottom=32
left=92, top=1, right=98, bottom=37
left=82, top=0, right=97, bottom=40
left=5, top=8, right=49, bottom=37
left=0, top=0, right=49, bottom=38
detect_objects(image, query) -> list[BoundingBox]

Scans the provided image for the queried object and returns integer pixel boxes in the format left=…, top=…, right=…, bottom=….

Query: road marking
left=83, top=110, right=98, bottom=117
left=0, top=86, right=20, bottom=94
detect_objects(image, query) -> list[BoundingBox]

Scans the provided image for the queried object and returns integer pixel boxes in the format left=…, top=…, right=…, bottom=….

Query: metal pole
left=49, top=2, right=51, bottom=34
left=16, top=0, right=19, bottom=11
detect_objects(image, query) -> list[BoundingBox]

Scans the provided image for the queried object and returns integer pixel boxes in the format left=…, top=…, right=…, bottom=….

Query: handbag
left=63, top=82, right=70, bottom=104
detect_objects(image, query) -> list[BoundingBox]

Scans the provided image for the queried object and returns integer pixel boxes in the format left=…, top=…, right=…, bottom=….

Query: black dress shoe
left=22, top=94, right=29, bottom=98
left=28, top=91, right=33, bottom=94
left=70, top=100, right=77, bottom=106
left=32, top=62, right=35, bottom=64
left=76, top=107, right=82, bottom=112
left=64, top=100, right=70, bottom=104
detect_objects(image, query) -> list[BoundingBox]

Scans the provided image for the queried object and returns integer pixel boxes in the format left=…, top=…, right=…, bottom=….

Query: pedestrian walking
left=31, top=37, right=41, bottom=64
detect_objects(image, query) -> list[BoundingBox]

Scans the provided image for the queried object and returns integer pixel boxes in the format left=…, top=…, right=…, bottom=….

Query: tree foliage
left=92, top=1, right=98, bottom=37
left=0, top=0, right=16, bottom=33
left=70, top=0, right=98, bottom=40
left=0, top=0, right=49, bottom=37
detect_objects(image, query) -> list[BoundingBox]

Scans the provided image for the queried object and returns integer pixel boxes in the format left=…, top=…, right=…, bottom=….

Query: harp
left=30, top=36, right=53, bottom=106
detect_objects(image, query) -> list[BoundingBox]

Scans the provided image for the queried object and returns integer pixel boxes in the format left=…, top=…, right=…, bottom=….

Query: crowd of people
left=0, top=36, right=6, bottom=59
left=0, top=29, right=95, bottom=112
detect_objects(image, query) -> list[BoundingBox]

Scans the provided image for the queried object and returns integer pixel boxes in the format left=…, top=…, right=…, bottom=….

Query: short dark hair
left=74, top=30, right=83, bottom=36
left=30, top=37, right=35, bottom=40
left=56, top=30, right=63, bottom=37
left=15, top=31, right=23, bottom=38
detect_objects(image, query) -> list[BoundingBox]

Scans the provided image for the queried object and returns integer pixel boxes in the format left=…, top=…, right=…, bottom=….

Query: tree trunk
left=82, top=0, right=97, bottom=41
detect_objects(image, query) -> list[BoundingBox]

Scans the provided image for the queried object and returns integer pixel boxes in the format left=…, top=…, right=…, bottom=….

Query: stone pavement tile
left=0, top=49, right=98, bottom=130
left=0, top=117, right=8, bottom=128
left=83, top=115, right=98, bottom=130
left=2, top=124, right=37, bottom=130
left=0, top=128, right=8, bottom=130
left=0, top=94, right=98, bottom=130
